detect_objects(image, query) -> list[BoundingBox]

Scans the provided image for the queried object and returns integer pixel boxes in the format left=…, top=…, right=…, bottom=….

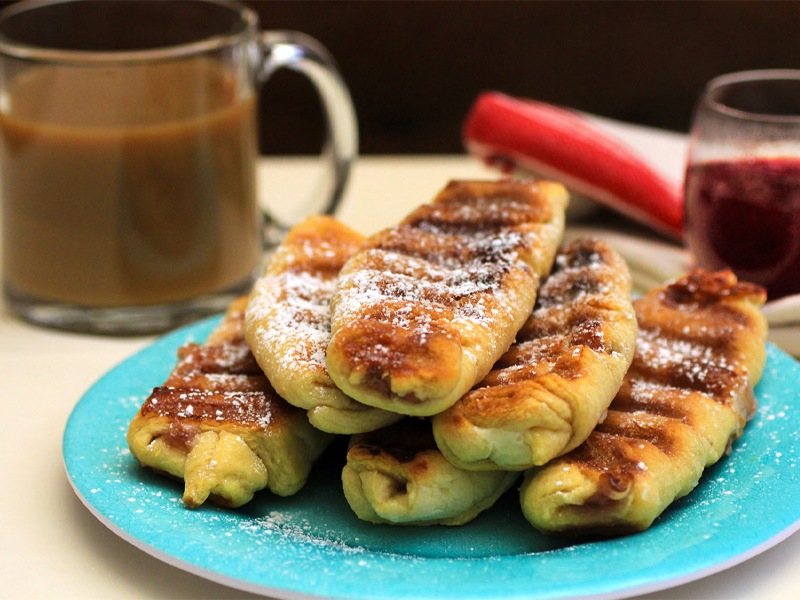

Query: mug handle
left=256, top=31, right=359, bottom=248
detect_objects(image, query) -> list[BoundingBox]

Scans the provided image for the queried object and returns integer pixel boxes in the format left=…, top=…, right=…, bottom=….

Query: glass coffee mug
left=684, top=70, right=800, bottom=301
left=0, top=0, right=357, bottom=334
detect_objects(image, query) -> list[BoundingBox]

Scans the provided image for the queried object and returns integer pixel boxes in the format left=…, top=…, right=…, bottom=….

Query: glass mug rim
left=701, top=68, right=800, bottom=124
left=0, top=0, right=257, bottom=64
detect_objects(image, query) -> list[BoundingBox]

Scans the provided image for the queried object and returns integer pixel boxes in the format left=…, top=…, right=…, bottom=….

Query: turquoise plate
left=64, top=317, right=800, bottom=599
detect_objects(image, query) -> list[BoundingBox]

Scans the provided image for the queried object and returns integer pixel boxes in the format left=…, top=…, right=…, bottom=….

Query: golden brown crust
left=343, top=419, right=519, bottom=526
left=432, top=237, right=636, bottom=470
left=520, top=269, right=768, bottom=536
left=245, top=216, right=403, bottom=434
left=127, top=297, right=334, bottom=508
left=327, top=179, right=569, bottom=416
left=139, top=387, right=288, bottom=431
left=204, top=295, right=249, bottom=346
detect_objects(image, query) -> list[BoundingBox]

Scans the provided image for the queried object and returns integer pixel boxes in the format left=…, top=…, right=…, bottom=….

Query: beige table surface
left=2, top=151, right=800, bottom=600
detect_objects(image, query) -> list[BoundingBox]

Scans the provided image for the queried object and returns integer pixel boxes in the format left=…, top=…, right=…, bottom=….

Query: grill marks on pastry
left=472, top=238, right=631, bottom=388
left=127, top=296, right=334, bottom=508
left=174, top=342, right=261, bottom=375
left=592, top=411, right=681, bottom=458
left=335, top=252, right=522, bottom=336
left=628, top=327, right=742, bottom=402
left=141, top=387, right=276, bottom=432
left=244, top=216, right=404, bottom=434
left=247, top=218, right=366, bottom=375
left=622, top=271, right=766, bottom=422
left=163, top=342, right=270, bottom=393
left=432, top=237, right=636, bottom=471
left=520, top=270, right=768, bottom=536
left=607, top=273, right=766, bottom=440
left=327, top=179, right=568, bottom=416
left=407, top=181, right=554, bottom=229
left=601, top=271, right=763, bottom=457
left=338, top=188, right=553, bottom=325
left=147, top=297, right=282, bottom=431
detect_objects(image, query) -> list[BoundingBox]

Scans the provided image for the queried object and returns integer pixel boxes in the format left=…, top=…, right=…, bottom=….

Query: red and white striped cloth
left=463, top=91, right=684, bottom=240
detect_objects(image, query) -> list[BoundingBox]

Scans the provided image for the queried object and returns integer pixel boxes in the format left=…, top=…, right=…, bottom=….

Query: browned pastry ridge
left=520, top=270, right=768, bottom=536
left=127, top=297, right=335, bottom=508
left=342, top=419, right=519, bottom=526
left=433, top=237, right=637, bottom=471
left=327, top=179, right=569, bottom=417
left=245, top=216, right=403, bottom=434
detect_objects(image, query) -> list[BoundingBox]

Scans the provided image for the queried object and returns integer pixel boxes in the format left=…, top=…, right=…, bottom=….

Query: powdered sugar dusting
left=628, top=378, right=693, bottom=403
left=324, top=181, right=570, bottom=405
left=246, top=219, right=364, bottom=378
left=248, top=271, right=336, bottom=371
left=242, top=511, right=367, bottom=554
left=204, top=342, right=251, bottom=370
left=634, top=326, right=739, bottom=397
left=480, top=238, right=634, bottom=387
left=332, top=229, right=536, bottom=354
left=638, top=327, right=728, bottom=369
left=535, top=241, right=622, bottom=310
left=142, top=388, right=273, bottom=431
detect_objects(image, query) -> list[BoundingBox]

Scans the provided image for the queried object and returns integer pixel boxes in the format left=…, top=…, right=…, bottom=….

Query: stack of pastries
left=127, top=179, right=768, bottom=537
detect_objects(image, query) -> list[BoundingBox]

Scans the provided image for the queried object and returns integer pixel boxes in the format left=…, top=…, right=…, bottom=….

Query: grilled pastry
left=127, top=297, right=335, bottom=508
left=327, top=179, right=569, bottom=417
left=342, top=419, right=519, bottom=526
left=245, top=216, right=403, bottom=434
left=520, top=270, right=768, bottom=536
left=433, top=237, right=637, bottom=471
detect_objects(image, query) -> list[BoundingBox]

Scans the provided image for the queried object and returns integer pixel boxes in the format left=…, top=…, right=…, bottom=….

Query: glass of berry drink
left=685, top=70, right=800, bottom=300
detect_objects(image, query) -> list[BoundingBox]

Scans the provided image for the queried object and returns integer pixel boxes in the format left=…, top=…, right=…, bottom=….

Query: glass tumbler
left=684, top=69, right=800, bottom=300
